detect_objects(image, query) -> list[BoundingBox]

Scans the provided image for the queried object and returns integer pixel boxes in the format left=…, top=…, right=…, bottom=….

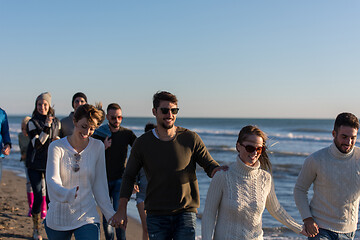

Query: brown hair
left=73, top=103, right=105, bottom=128
left=237, top=125, right=272, bottom=172
left=107, top=103, right=121, bottom=112
left=153, top=91, right=178, bottom=109
left=334, top=112, right=359, bottom=132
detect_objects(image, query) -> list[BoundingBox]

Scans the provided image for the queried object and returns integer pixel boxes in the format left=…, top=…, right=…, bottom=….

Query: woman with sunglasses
left=202, top=125, right=307, bottom=240
left=45, top=104, right=116, bottom=240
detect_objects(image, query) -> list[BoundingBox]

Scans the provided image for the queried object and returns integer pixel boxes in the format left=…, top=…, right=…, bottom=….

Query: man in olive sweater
left=294, top=112, right=360, bottom=240
left=110, top=91, right=225, bottom=240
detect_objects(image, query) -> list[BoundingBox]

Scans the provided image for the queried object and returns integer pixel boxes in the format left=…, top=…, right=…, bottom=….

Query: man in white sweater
left=294, top=112, right=360, bottom=240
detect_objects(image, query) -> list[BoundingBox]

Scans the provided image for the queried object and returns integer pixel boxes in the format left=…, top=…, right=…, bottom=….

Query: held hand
left=303, top=217, right=319, bottom=237
left=109, top=209, right=128, bottom=229
left=300, top=225, right=309, bottom=237
left=211, top=165, right=229, bottom=177
left=1, top=144, right=11, bottom=155
left=104, top=136, right=112, bottom=149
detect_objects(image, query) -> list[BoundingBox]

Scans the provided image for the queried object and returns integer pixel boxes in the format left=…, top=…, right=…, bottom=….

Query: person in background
left=26, top=92, right=61, bottom=240
left=0, top=107, right=11, bottom=182
left=294, top=112, right=360, bottom=240
left=201, top=125, right=306, bottom=240
left=135, top=122, right=156, bottom=240
left=93, top=103, right=137, bottom=240
left=110, top=91, right=227, bottom=240
left=45, top=104, right=116, bottom=240
left=19, top=116, right=47, bottom=219
left=59, top=92, right=87, bottom=138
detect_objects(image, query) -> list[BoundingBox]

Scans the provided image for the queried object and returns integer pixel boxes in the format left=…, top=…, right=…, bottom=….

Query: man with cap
left=59, top=92, right=87, bottom=138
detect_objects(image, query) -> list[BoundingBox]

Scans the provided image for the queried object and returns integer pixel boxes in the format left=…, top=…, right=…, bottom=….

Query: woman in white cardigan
left=45, top=104, right=116, bottom=240
left=201, top=125, right=307, bottom=240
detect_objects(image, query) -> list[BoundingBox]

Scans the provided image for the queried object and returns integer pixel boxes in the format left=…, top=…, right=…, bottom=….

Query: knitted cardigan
left=202, top=156, right=302, bottom=240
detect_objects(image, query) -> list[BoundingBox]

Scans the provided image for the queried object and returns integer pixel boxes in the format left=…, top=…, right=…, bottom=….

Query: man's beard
left=109, top=122, right=119, bottom=129
left=334, top=140, right=353, bottom=153
left=161, top=122, right=173, bottom=130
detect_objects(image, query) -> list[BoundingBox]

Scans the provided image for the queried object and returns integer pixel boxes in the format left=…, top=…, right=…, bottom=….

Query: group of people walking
left=1, top=90, right=360, bottom=240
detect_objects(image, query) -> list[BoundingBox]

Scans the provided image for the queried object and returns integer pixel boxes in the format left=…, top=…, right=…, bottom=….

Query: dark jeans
left=45, top=221, right=100, bottom=240
left=309, top=228, right=355, bottom=240
left=102, top=178, right=126, bottom=240
left=147, top=212, right=196, bottom=240
left=27, top=168, right=48, bottom=214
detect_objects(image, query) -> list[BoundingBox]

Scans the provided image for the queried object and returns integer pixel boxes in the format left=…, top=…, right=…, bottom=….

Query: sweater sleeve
left=28, top=120, right=50, bottom=149
left=46, top=142, right=77, bottom=203
left=266, top=178, right=302, bottom=234
left=120, top=139, right=143, bottom=199
left=92, top=143, right=116, bottom=221
left=1, top=112, right=11, bottom=146
left=294, top=156, right=317, bottom=220
left=201, top=171, right=225, bottom=240
left=193, top=132, right=220, bottom=177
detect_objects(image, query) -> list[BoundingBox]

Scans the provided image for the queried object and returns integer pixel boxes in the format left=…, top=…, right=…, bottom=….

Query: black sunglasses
left=72, top=153, right=81, bottom=172
left=240, top=144, right=264, bottom=154
left=160, top=108, right=179, bottom=115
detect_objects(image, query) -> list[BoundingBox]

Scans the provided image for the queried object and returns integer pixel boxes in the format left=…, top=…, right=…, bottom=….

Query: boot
left=27, top=192, right=34, bottom=217
left=32, top=213, right=43, bottom=240
left=40, top=196, right=47, bottom=219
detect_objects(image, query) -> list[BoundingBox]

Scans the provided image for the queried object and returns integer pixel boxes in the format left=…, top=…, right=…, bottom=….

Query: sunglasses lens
left=160, top=108, right=169, bottom=114
left=245, top=146, right=256, bottom=153
left=170, top=108, right=179, bottom=114
left=73, top=164, right=80, bottom=172
left=242, top=144, right=263, bottom=154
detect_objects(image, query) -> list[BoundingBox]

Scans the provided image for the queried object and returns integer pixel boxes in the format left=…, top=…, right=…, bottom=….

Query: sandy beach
left=0, top=170, right=142, bottom=240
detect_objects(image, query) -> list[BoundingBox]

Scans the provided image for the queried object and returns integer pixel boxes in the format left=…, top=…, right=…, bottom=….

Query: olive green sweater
left=120, top=127, right=219, bottom=215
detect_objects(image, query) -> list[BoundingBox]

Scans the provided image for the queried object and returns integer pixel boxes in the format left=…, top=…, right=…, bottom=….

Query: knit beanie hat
left=72, top=92, right=88, bottom=108
left=36, top=92, right=52, bottom=106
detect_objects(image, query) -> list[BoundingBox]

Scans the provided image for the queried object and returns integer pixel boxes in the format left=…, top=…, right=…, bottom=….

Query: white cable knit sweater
left=202, top=156, right=302, bottom=240
left=45, top=137, right=115, bottom=231
left=294, top=143, right=360, bottom=233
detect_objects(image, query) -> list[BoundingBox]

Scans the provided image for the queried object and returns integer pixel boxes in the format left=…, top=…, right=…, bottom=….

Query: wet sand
left=0, top=170, right=142, bottom=240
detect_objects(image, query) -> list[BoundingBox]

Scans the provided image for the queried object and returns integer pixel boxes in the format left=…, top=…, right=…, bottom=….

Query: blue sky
left=1, top=1, right=359, bottom=118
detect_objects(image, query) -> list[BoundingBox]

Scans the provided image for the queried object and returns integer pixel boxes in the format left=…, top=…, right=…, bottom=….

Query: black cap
left=72, top=92, right=87, bottom=108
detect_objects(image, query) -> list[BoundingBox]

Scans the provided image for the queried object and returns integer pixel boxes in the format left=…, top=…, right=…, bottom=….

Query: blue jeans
left=102, top=178, right=126, bottom=240
left=309, top=228, right=355, bottom=240
left=147, top=212, right=196, bottom=240
left=45, top=221, right=100, bottom=240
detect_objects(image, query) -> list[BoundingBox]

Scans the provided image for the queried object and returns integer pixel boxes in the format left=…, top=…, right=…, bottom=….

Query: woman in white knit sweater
left=202, top=125, right=307, bottom=240
left=45, top=104, right=116, bottom=240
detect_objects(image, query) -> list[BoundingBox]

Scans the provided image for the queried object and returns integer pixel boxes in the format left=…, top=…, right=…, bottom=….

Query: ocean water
left=3, top=116, right=360, bottom=239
